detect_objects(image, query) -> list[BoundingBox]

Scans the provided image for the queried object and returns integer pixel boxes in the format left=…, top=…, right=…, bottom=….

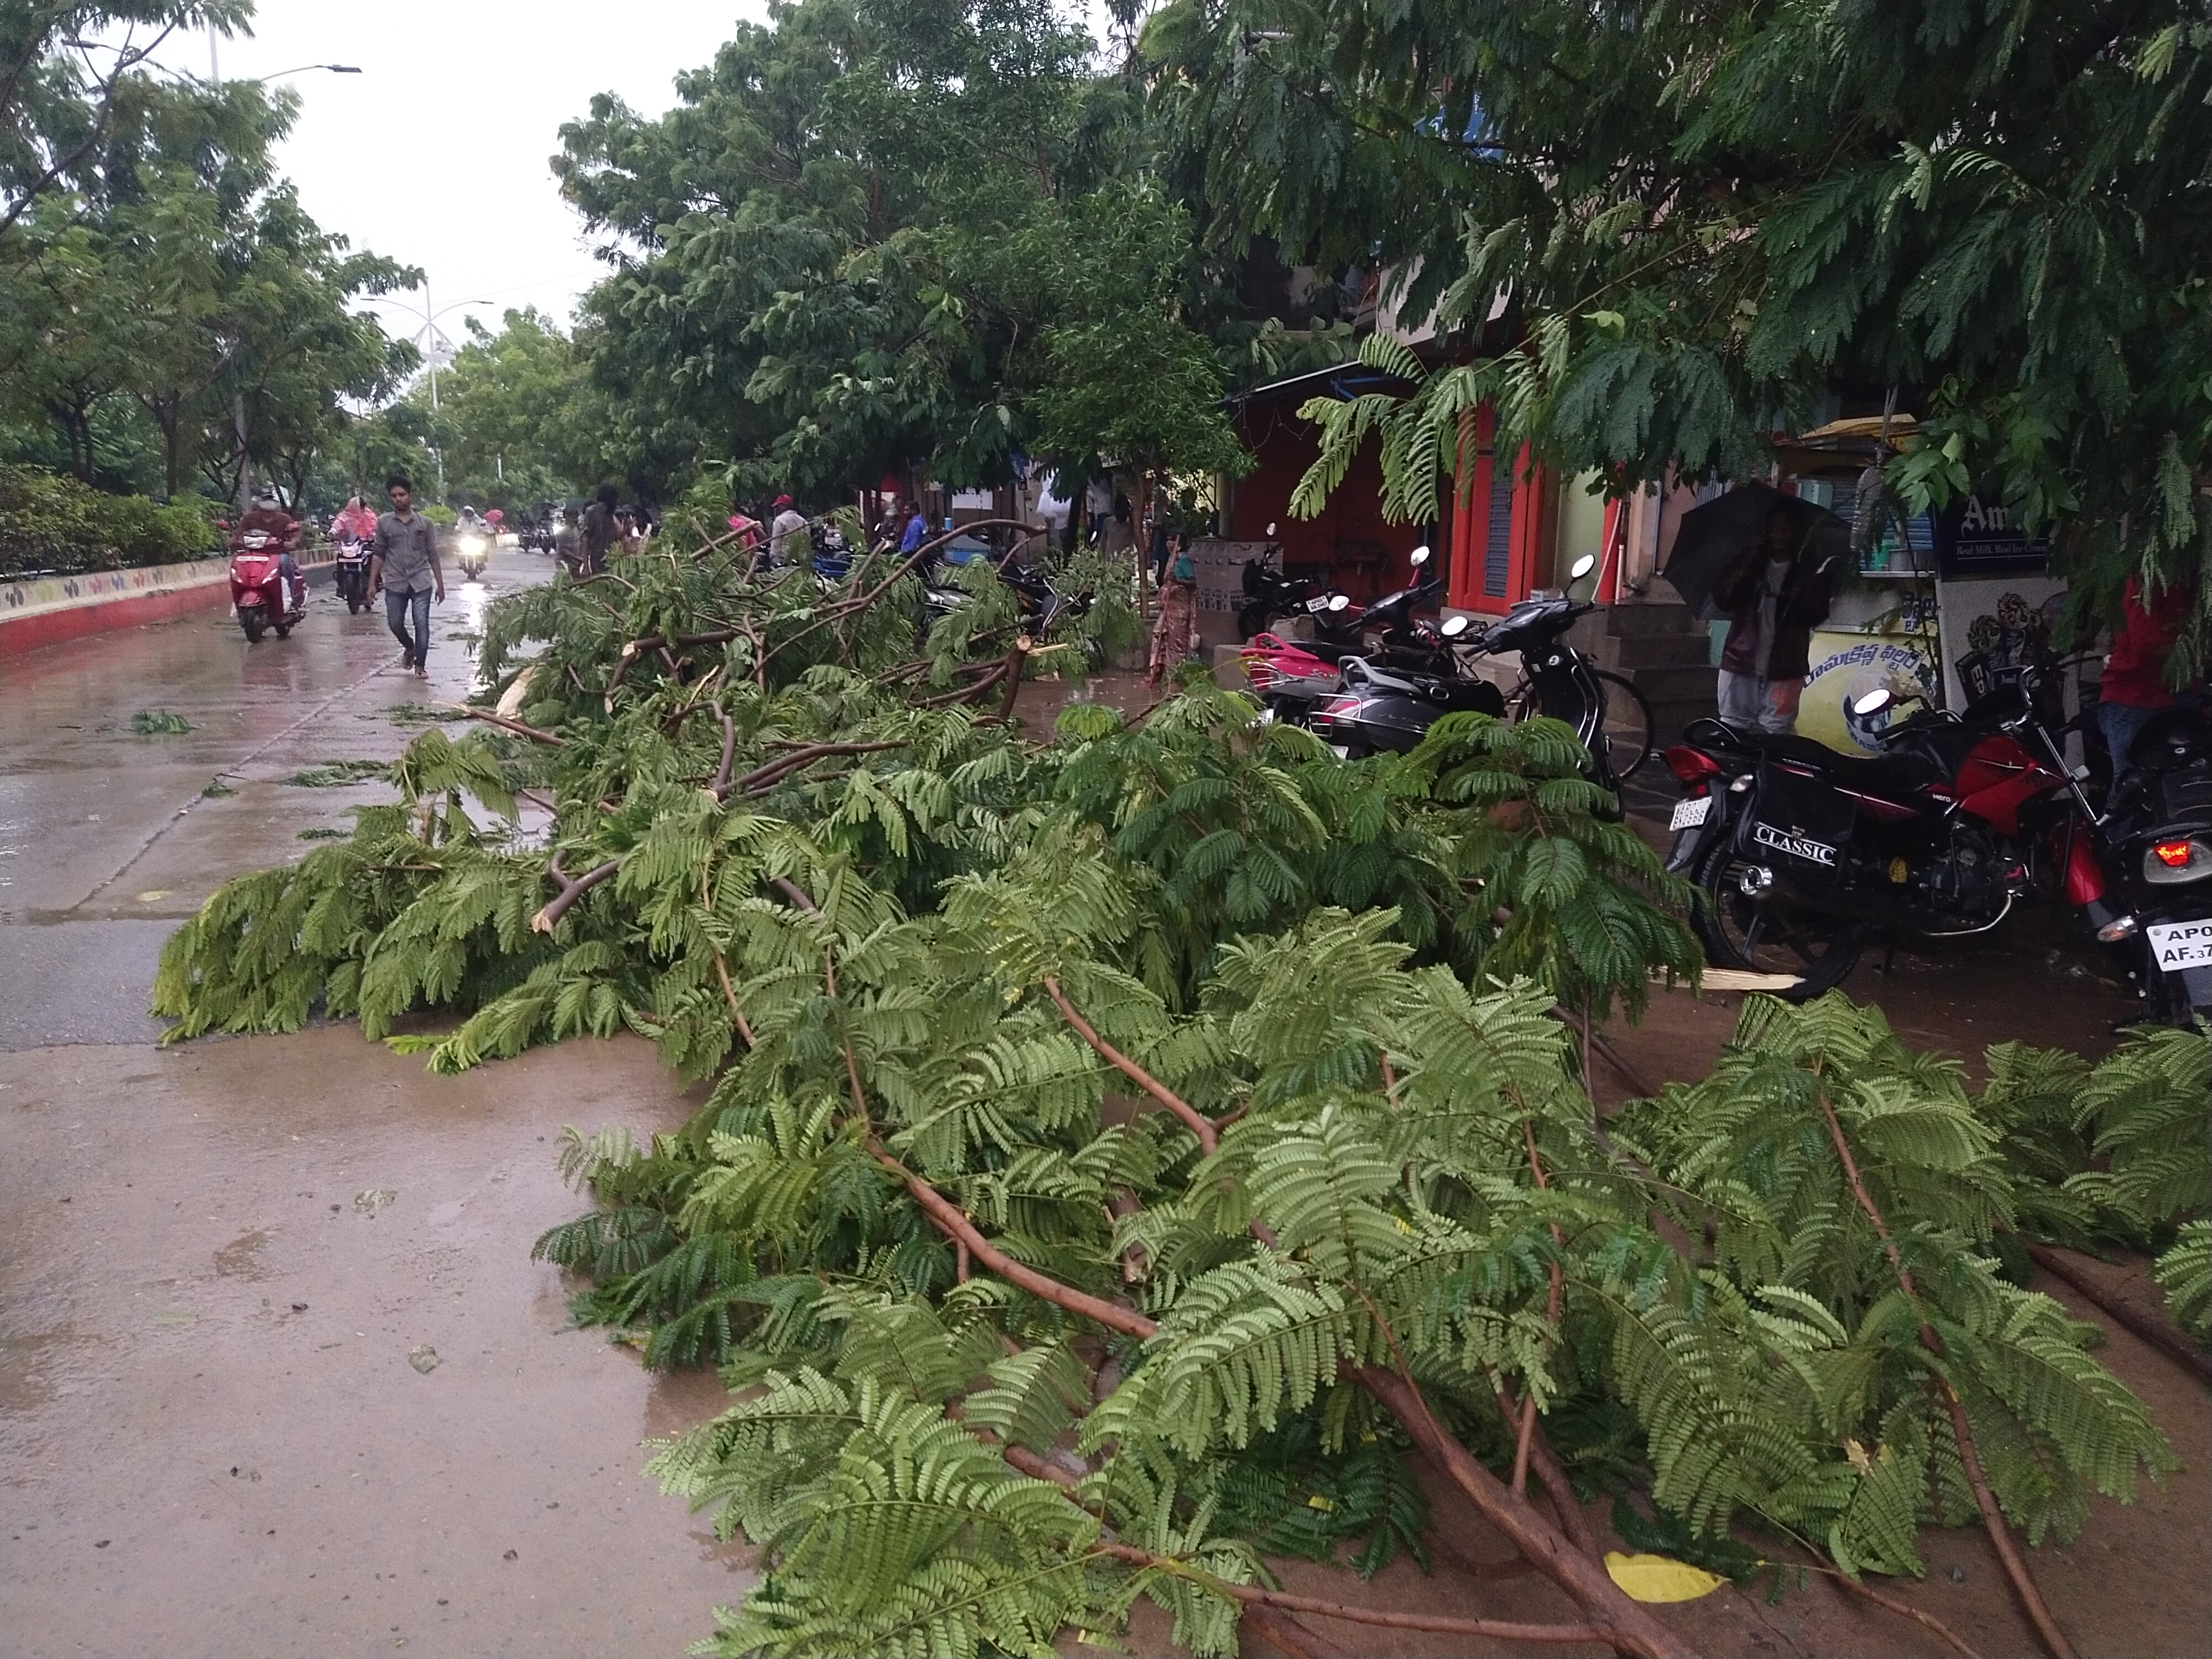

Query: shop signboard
left=1800, top=628, right=1941, bottom=754
left=1932, top=491, right=2049, bottom=578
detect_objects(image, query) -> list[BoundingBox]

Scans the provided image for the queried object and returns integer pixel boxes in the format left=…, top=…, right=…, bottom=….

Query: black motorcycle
left=1235, top=524, right=1331, bottom=641
left=1306, top=546, right=1507, bottom=753
left=1662, top=667, right=2117, bottom=1001
left=2096, top=703, right=2212, bottom=1024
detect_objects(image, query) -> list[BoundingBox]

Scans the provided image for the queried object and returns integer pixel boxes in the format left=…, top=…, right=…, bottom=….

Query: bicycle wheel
left=1593, top=669, right=1656, bottom=778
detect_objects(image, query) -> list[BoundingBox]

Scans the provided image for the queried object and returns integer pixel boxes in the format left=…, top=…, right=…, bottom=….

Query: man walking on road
left=580, top=483, right=620, bottom=576
left=369, top=473, right=444, bottom=679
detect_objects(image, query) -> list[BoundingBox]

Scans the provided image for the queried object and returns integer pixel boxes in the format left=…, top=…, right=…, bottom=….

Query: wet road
left=1, top=553, right=749, bottom=1658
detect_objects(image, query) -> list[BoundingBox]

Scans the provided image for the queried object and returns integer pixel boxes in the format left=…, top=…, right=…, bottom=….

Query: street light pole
left=204, top=41, right=362, bottom=508
left=374, top=286, right=491, bottom=504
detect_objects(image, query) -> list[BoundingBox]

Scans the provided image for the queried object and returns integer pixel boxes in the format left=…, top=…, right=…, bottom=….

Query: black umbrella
left=1662, top=483, right=1849, bottom=619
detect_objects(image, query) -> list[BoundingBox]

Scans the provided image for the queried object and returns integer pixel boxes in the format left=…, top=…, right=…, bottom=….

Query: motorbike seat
left=1741, top=729, right=1942, bottom=795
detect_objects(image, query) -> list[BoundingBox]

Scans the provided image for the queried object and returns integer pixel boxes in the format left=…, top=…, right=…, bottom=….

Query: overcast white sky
left=148, top=2, right=776, bottom=358
left=141, top=0, right=1119, bottom=379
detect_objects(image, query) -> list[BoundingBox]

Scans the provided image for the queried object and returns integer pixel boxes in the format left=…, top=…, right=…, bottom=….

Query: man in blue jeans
left=369, top=473, right=445, bottom=678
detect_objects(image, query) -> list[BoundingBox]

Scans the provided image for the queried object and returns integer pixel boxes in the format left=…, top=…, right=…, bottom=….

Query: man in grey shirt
left=369, top=472, right=445, bottom=678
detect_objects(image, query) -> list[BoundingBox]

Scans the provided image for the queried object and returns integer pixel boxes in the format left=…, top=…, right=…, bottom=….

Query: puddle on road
left=212, top=1229, right=273, bottom=1280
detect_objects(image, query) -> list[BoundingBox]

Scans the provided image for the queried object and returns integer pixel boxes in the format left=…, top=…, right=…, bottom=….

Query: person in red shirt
left=2099, top=574, right=2203, bottom=770
left=236, top=489, right=305, bottom=612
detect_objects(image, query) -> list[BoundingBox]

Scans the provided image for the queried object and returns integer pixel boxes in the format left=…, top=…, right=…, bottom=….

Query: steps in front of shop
left=1573, top=594, right=1718, bottom=750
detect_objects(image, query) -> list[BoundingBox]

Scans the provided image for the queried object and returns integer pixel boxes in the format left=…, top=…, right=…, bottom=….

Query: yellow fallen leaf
left=137, top=890, right=171, bottom=902
left=1604, top=1551, right=1726, bottom=1603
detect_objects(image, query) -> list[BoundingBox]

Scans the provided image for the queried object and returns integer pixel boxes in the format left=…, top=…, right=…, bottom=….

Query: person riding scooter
left=238, top=489, right=306, bottom=613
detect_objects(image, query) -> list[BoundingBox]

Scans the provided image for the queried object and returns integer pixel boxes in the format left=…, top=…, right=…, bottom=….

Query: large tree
left=1151, top=0, right=2212, bottom=655
left=2, top=17, right=415, bottom=503
left=553, top=0, right=1246, bottom=504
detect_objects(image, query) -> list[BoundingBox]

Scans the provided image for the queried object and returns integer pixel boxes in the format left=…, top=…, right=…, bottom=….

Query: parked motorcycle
left=1450, top=554, right=1656, bottom=783
left=333, top=536, right=373, bottom=614
left=919, top=541, right=1099, bottom=664
left=1235, top=523, right=1329, bottom=641
left=1302, top=545, right=1503, bottom=752
left=2095, top=704, right=2212, bottom=1025
left=1236, top=632, right=1344, bottom=727
left=228, top=525, right=302, bottom=643
left=1661, top=664, right=2115, bottom=999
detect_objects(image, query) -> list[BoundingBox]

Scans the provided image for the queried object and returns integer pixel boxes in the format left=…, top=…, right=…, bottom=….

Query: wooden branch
left=711, top=947, right=756, bottom=1047
left=733, top=740, right=905, bottom=797
left=1829, top=1568, right=1988, bottom=1659
left=1094, top=1541, right=1606, bottom=1644
left=771, top=877, right=818, bottom=913
left=708, top=708, right=738, bottom=799
left=1354, top=1366, right=1695, bottom=1659
left=1550, top=1001, right=1656, bottom=1098
left=870, top=1137, right=1690, bottom=1656
left=1042, top=975, right=1217, bottom=1153
left=1815, top=1089, right=2078, bottom=1659
left=530, top=854, right=621, bottom=934
left=868, top=1146, right=1158, bottom=1341
left=1001, top=1445, right=1341, bottom=1656
left=2023, top=1240, right=2212, bottom=1387
left=451, top=706, right=566, bottom=746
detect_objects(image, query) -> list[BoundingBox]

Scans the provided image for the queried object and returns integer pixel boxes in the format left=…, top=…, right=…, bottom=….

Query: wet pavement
left=3, top=561, right=2204, bottom=1658
left=2, top=552, right=749, bottom=1658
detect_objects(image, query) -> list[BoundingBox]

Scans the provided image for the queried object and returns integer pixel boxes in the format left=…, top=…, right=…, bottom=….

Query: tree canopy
left=551, top=0, right=1260, bottom=505
left=1149, top=0, right=2211, bottom=651
left=1, top=1, right=416, bottom=506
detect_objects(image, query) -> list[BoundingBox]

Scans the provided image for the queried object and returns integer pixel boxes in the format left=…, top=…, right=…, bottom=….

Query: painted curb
left=1, top=551, right=336, bottom=658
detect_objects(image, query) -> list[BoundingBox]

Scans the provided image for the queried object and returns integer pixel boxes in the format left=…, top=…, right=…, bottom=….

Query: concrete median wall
left=1, top=549, right=335, bottom=657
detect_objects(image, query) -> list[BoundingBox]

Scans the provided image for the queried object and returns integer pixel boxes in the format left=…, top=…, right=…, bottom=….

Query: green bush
left=0, top=465, right=220, bottom=578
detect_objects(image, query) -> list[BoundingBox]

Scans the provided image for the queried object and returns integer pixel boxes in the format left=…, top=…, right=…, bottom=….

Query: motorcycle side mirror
left=1851, top=687, right=1894, bottom=718
left=1568, top=553, right=1597, bottom=581
left=1327, top=593, right=1352, bottom=613
left=1408, top=544, right=1432, bottom=567
left=1440, top=614, right=1472, bottom=639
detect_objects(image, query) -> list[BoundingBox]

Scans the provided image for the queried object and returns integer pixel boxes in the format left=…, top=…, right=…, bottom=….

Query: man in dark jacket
left=579, top=482, right=620, bottom=575
left=1710, top=505, right=1835, bottom=734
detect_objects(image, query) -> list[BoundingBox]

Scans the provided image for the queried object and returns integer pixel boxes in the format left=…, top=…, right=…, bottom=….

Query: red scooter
left=228, top=523, right=304, bottom=642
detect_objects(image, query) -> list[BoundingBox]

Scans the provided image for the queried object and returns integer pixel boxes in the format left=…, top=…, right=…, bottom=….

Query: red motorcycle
left=228, top=522, right=304, bottom=643
left=1662, top=664, right=2113, bottom=997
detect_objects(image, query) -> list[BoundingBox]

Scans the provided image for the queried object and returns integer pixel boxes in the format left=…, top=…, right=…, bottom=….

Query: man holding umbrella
left=1664, top=483, right=1845, bottom=736
left=1705, top=504, right=1838, bottom=733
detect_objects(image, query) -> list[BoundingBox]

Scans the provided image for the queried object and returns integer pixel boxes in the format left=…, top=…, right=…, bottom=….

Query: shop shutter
left=1483, top=462, right=1513, bottom=597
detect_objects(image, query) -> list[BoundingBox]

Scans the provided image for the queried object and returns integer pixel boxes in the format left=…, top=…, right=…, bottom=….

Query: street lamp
left=374, top=289, right=493, bottom=500
left=203, top=42, right=364, bottom=506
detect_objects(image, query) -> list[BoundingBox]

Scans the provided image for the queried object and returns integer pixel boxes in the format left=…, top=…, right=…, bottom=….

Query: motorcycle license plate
left=2145, top=919, right=2212, bottom=972
left=1328, top=744, right=1350, bottom=760
left=1306, top=596, right=1330, bottom=612
left=1751, top=821, right=1838, bottom=867
left=1670, top=795, right=1712, bottom=832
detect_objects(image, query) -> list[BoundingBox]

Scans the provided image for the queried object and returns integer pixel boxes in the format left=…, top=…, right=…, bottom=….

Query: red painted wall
left=1228, top=398, right=1449, bottom=603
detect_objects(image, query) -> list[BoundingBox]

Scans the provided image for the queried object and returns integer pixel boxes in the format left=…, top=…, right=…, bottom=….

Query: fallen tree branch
left=1042, top=975, right=1217, bottom=1153
left=732, top=740, right=906, bottom=797
left=2023, top=1240, right=2212, bottom=1387
left=450, top=705, right=566, bottom=746
left=1354, top=1366, right=1694, bottom=1659
left=1827, top=1567, right=1987, bottom=1659
left=1550, top=1001, right=1656, bottom=1098
left=868, top=1144, right=1157, bottom=1340
left=871, top=1142, right=1694, bottom=1658
left=1815, top=1088, right=2078, bottom=1659
left=1092, top=1540, right=1606, bottom=1644
left=531, top=853, right=622, bottom=934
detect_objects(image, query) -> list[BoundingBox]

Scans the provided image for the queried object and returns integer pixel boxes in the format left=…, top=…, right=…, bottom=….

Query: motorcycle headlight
left=2145, top=836, right=2212, bottom=885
